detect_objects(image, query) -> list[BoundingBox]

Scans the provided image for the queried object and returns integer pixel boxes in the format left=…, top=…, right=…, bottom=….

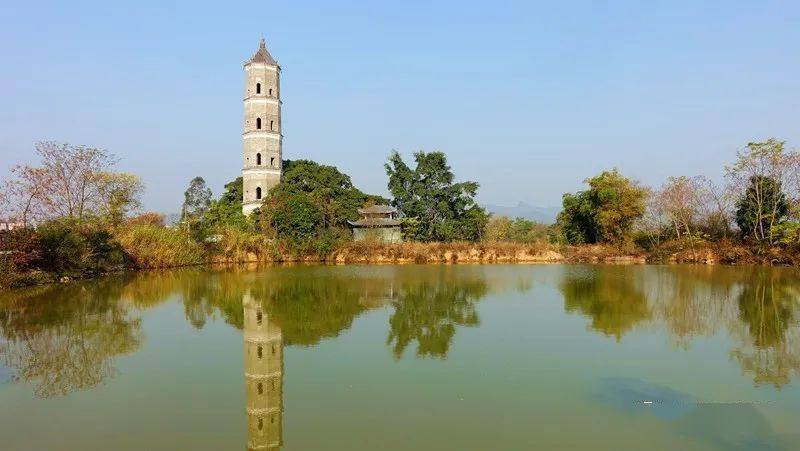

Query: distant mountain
left=484, top=202, right=560, bottom=224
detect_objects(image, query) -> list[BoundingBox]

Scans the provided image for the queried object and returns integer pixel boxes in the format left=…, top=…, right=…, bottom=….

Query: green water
left=1, top=264, right=800, bottom=450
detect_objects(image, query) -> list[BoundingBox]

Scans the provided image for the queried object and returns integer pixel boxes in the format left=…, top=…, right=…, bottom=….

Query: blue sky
left=1, top=1, right=798, bottom=213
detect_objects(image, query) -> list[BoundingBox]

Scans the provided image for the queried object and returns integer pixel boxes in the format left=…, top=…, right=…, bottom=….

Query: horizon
left=2, top=1, right=798, bottom=213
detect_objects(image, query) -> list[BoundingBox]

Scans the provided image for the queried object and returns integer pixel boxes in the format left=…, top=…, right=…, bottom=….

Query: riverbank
left=211, top=239, right=799, bottom=266
left=4, top=237, right=800, bottom=290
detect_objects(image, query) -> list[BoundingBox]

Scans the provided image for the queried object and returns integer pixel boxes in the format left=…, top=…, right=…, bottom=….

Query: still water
left=1, top=264, right=800, bottom=450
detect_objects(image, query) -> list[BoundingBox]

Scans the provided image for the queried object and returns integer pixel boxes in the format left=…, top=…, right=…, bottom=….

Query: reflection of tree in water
left=174, top=266, right=502, bottom=353
left=0, top=279, right=142, bottom=398
left=730, top=271, right=800, bottom=388
left=559, top=266, right=650, bottom=341
left=648, top=266, right=739, bottom=348
left=168, top=267, right=375, bottom=346
left=386, top=274, right=486, bottom=359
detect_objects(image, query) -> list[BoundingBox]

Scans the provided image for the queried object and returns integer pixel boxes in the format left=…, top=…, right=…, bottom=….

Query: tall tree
left=385, top=151, right=487, bottom=242
left=727, top=139, right=799, bottom=243
left=181, top=177, right=212, bottom=222
left=557, top=169, right=649, bottom=244
left=654, top=176, right=709, bottom=239
left=3, top=142, right=140, bottom=224
left=201, top=177, right=249, bottom=232
left=735, top=176, right=789, bottom=242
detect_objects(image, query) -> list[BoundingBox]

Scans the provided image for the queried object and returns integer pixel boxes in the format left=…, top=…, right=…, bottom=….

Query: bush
left=36, top=219, right=124, bottom=276
left=114, top=224, right=203, bottom=268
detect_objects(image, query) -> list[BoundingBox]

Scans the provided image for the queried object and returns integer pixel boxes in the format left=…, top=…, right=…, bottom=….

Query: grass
left=114, top=224, right=204, bottom=269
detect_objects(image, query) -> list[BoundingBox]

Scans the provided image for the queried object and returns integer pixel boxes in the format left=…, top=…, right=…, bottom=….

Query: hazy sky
left=2, top=1, right=798, bottom=213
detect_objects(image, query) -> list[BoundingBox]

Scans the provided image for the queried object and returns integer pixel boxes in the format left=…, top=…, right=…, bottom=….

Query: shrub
left=36, top=219, right=124, bottom=275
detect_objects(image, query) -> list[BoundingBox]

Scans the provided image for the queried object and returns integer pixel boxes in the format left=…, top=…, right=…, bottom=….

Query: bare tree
left=654, top=176, right=709, bottom=239
left=3, top=142, right=141, bottom=224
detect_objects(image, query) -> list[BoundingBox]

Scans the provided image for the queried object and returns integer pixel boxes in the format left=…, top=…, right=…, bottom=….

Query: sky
left=1, top=1, right=799, bottom=213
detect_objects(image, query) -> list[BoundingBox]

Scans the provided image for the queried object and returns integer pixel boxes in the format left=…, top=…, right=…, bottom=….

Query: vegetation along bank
left=2, top=138, right=800, bottom=288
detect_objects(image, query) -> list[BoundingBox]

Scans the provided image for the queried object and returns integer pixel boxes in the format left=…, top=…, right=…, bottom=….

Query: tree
left=557, top=169, right=648, bottom=244
left=273, top=160, right=386, bottom=228
left=485, top=216, right=512, bottom=242
left=255, top=160, right=385, bottom=252
left=180, top=177, right=212, bottom=222
left=3, top=142, right=140, bottom=225
left=385, top=150, right=487, bottom=242
left=735, top=175, right=788, bottom=242
left=265, top=192, right=325, bottom=243
left=727, top=139, right=800, bottom=243
left=654, top=176, right=709, bottom=239
left=97, top=172, right=144, bottom=225
left=201, top=177, right=249, bottom=232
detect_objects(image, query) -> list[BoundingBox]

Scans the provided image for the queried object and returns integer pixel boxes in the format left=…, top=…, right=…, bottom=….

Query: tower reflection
left=243, top=293, right=283, bottom=450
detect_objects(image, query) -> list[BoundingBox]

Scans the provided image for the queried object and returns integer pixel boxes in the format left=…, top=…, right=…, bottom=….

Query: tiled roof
left=348, top=218, right=402, bottom=228
left=357, top=205, right=397, bottom=214
left=246, top=38, right=279, bottom=66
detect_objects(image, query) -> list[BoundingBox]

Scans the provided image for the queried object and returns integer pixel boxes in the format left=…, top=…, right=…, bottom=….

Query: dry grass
left=206, top=226, right=279, bottom=263
left=114, top=224, right=204, bottom=269
left=330, top=240, right=562, bottom=264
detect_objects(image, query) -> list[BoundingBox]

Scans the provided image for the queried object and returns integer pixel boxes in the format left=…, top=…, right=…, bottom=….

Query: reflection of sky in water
left=596, top=377, right=791, bottom=450
left=596, top=377, right=697, bottom=420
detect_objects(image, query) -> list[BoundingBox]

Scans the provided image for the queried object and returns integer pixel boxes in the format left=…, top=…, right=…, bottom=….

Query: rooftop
left=357, top=205, right=397, bottom=215
left=348, top=218, right=402, bottom=228
left=246, top=38, right=279, bottom=67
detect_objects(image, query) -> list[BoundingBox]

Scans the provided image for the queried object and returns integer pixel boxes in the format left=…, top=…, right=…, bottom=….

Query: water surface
left=1, top=264, right=799, bottom=450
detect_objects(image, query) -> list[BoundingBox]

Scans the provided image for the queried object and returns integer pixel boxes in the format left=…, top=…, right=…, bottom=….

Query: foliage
left=774, top=222, right=800, bottom=247
left=201, top=177, right=249, bottom=233
left=3, top=142, right=142, bottom=225
left=181, top=176, right=212, bottom=222
left=385, top=150, right=487, bottom=242
left=35, top=219, right=125, bottom=276
left=727, top=139, right=800, bottom=244
left=256, top=160, right=385, bottom=254
left=735, top=175, right=789, bottom=243
left=272, top=160, right=386, bottom=227
left=98, top=172, right=144, bottom=226
left=484, top=215, right=551, bottom=243
left=557, top=169, right=648, bottom=244
left=113, top=223, right=203, bottom=269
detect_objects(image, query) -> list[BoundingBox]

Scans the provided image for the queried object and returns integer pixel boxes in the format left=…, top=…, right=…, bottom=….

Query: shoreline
left=5, top=241, right=800, bottom=291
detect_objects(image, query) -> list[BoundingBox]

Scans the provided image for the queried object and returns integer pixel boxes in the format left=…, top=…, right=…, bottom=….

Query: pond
left=1, top=264, right=799, bottom=450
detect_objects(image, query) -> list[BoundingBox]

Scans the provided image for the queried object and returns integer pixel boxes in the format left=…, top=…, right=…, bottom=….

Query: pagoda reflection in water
left=243, top=293, right=283, bottom=450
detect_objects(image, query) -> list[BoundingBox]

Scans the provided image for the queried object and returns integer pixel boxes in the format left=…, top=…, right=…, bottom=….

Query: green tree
left=727, top=138, right=800, bottom=244
left=268, top=160, right=386, bottom=228
left=557, top=169, right=648, bottom=244
left=735, top=176, right=789, bottom=243
left=262, top=192, right=324, bottom=245
left=201, top=177, right=249, bottom=232
left=180, top=177, right=212, bottom=222
left=385, top=150, right=487, bottom=242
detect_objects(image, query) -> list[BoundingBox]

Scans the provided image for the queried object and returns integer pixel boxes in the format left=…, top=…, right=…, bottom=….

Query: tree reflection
left=559, top=266, right=651, bottom=341
left=0, top=279, right=142, bottom=398
left=386, top=270, right=486, bottom=359
left=731, top=271, right=800, bottom=388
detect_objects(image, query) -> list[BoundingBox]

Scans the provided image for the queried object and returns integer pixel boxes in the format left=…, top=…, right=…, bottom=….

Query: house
left=348, top=205, right=402, bottom=243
